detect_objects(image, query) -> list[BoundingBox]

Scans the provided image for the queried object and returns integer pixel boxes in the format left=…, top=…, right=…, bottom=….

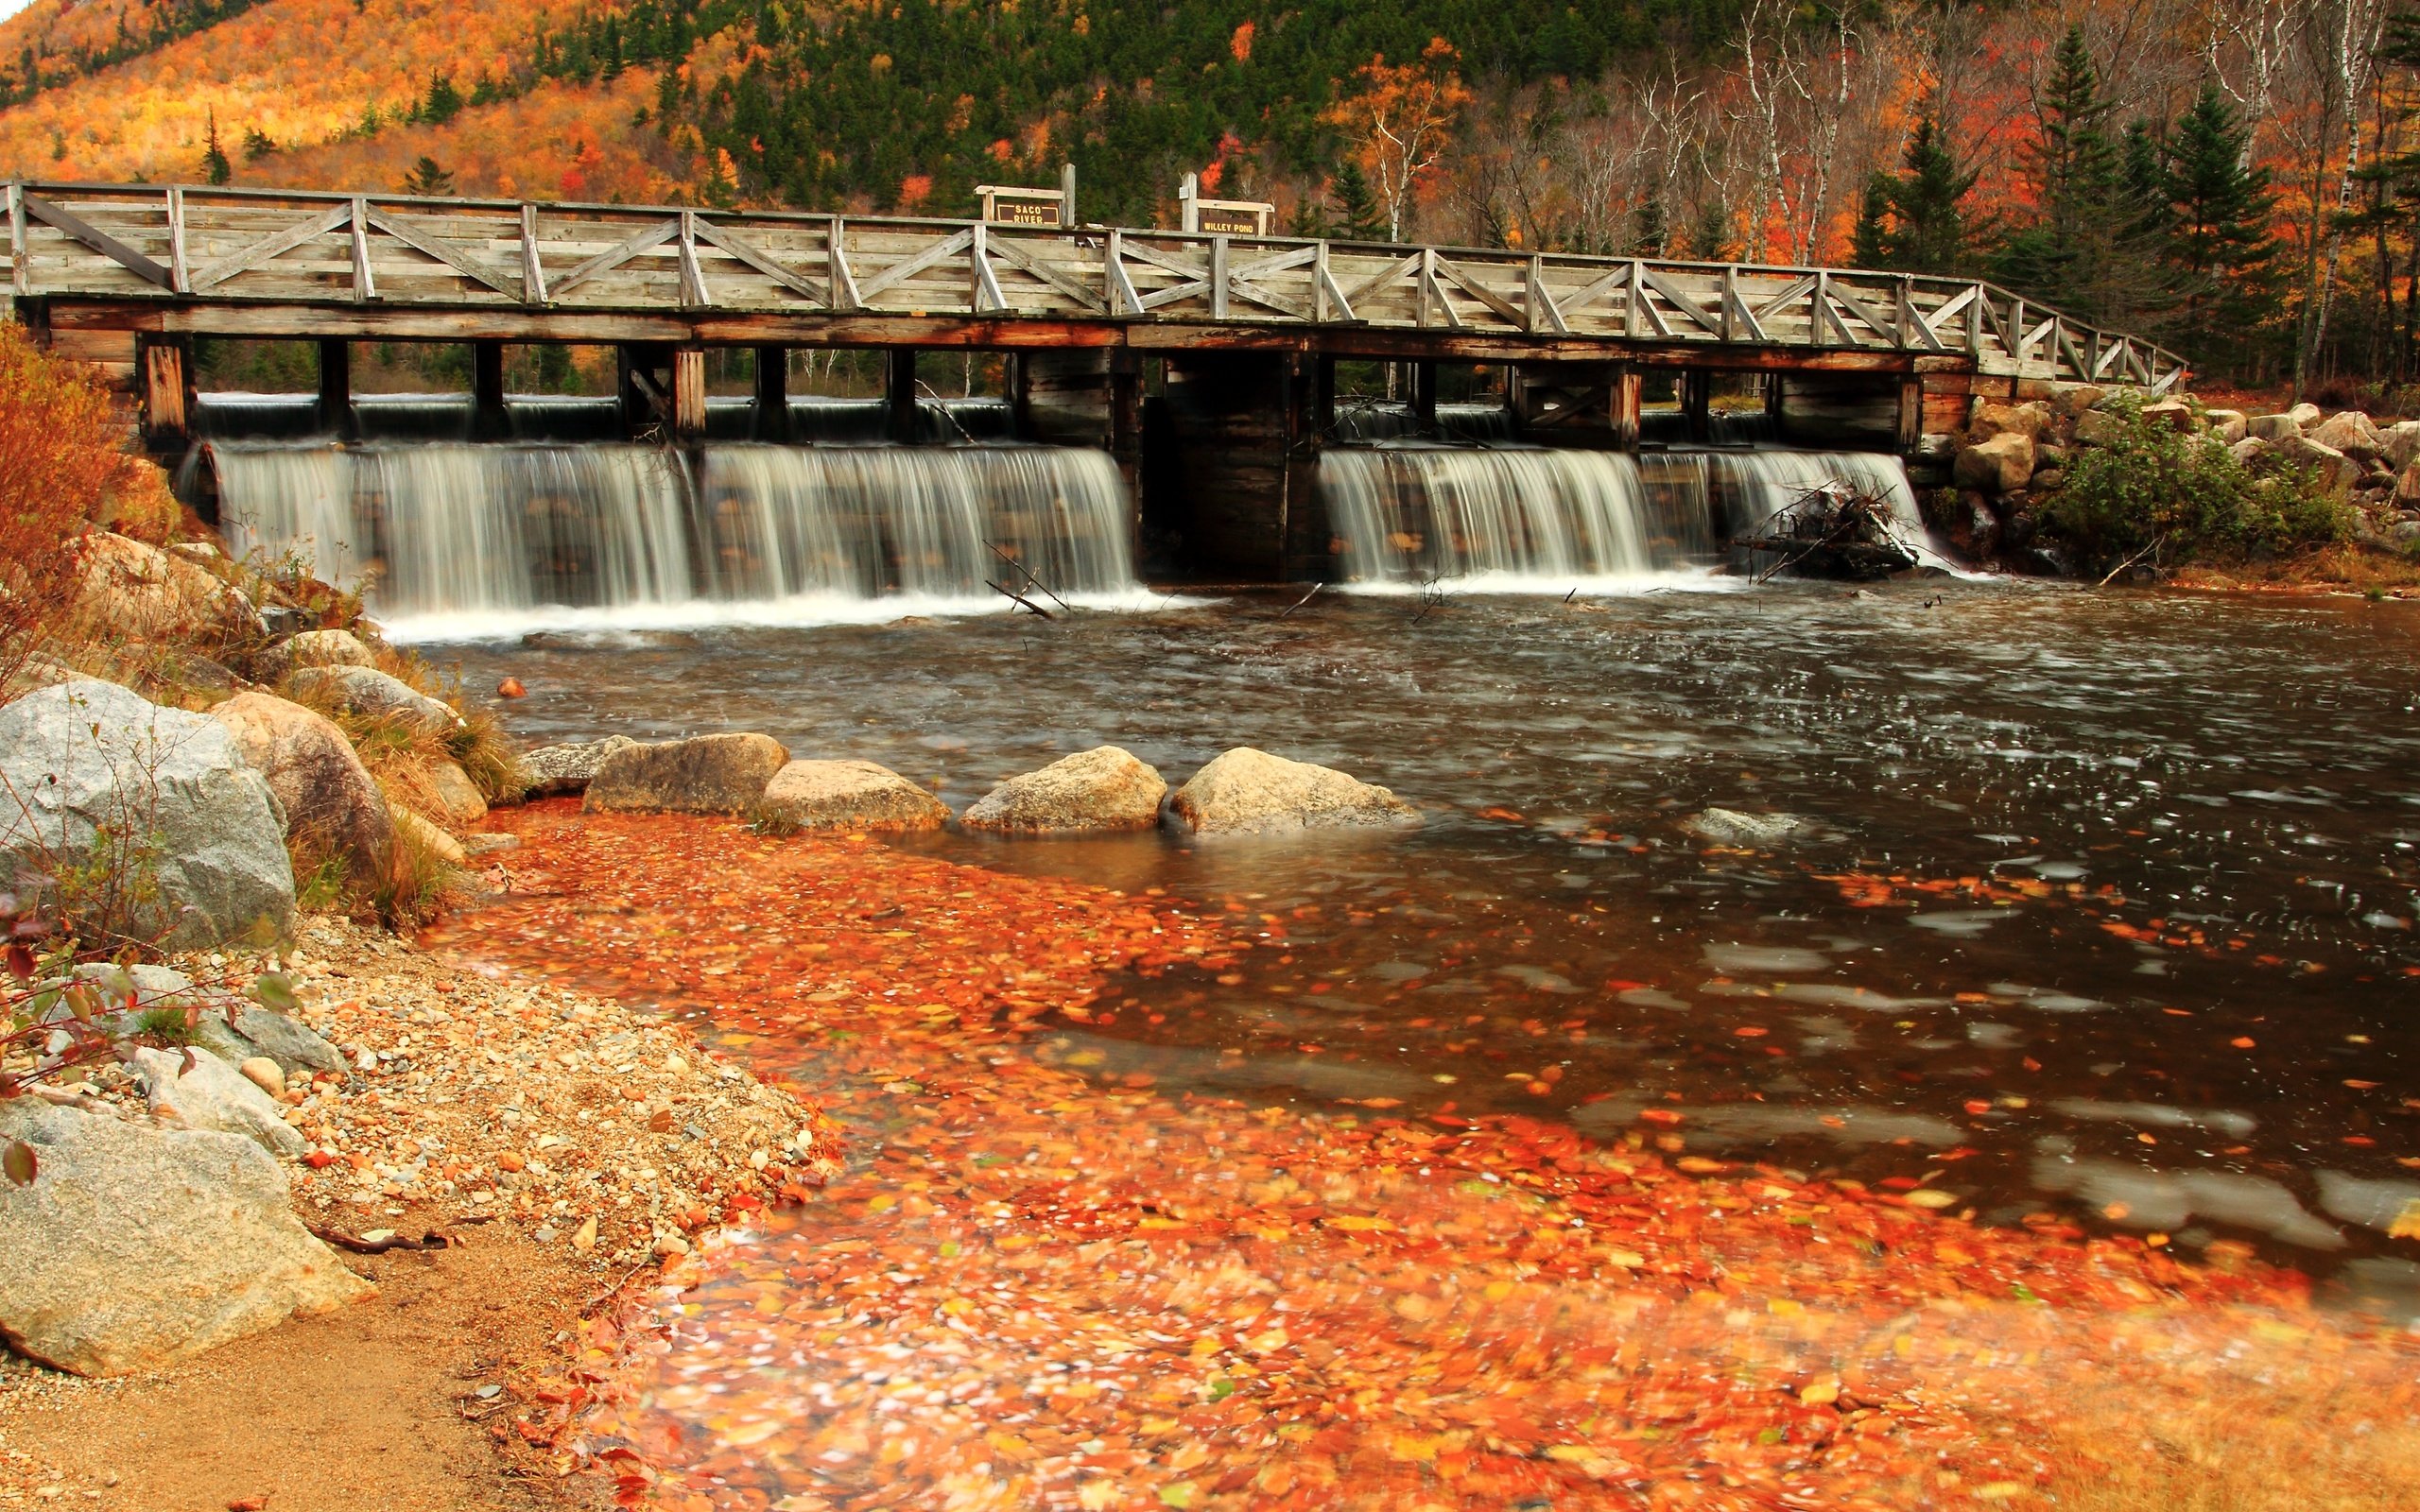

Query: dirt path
left=0, top=1231, right=607, bottom=1512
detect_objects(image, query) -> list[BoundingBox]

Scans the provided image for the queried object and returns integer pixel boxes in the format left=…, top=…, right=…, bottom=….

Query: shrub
left=0, top=323, right=175, bottom=693
left=2044, top=396, right=2350, bottom=573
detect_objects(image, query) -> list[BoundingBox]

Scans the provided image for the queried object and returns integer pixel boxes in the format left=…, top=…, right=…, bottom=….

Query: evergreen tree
left=1326, top=161, right=1385, bottom=241
left=1993, top=26, right=2164, bottom=326
left=2161, top=82, right=2278, bottom=366
left=200, top=110, right=231, bottom=185
left=1629, top=191, right=1667, bottom=256
left=420, top=71, right=462, bottom=125
left=1858, top=117, right=1981, bottom=274
left=241, top=126, right=275, bottom=162
left=402, top=155, right=455, bottom=196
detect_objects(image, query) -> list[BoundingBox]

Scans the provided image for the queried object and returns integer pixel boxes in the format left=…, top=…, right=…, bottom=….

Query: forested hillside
left=2, top=0, right=2417, bottom=397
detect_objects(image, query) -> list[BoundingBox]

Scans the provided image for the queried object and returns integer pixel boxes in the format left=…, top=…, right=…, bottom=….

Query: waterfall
left=1332, top=402, right=1515, bottom=445
left=1322, top=444, right=1926, bottom=587
left=210, top=442, right=1139, bottom=636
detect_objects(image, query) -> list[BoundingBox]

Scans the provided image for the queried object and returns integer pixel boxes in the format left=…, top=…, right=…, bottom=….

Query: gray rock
left=0, top=680, right=295, bottom=951
left=289, top=664, right=459, bottom=734
left=2309, top=409, right=2386, bottom=459
left=1685, top=808, right=1814, bottom=847
left=71, top=533, right=262, bottom=644
left=962, top=747, right=1167, bottom=833
left=210, top=692, right=393, bottom=887
left=130, top=1045, right=306, bottom=1158
left=2230, top=437, right=2272, bottom=466
left=254, top=628, right=375, bottom=683
left=2286, top=401, right=2323, bottom=430
left=233, top=1006, right=345, bottom=1075
left=428, top=760, right=489, bottom=825
left=2047, top=383, right=2105, bottom=417
left=394, top=808, right=466, bottom=866
left=2246, top=412, right=2303, bottom=441
left=2385, top=421, right=2420, bottom=472
left=1167, top=747, right=1420, bottom=836
left=2074, top=407, right=2128, bottom=446
left=520, top=736, right=637, bottom=798
left=584, top=733, right=791, bottom=816
left=0, top=1100, right=369, bottom=1377
left=2138, top=398, right=2196, bottom=432
left=2275, top=434, right=2364, bottom=495
left=1967, top=400, right=2048, bottom=441
left=757, top=759, right=950, bottom=832
left=2204, top=408, right=2249, bottom=444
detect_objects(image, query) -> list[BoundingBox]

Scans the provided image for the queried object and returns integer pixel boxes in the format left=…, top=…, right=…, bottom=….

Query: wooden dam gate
left=6, top=180, right=2188, bottom=580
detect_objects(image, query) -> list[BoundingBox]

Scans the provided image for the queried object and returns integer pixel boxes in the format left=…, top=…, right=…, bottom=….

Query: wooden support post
left=1612, top=366, right=1642, bottom=452
left=1679, top=368, right=1710, bottom=442
left=1410, top=359, right=1438, bottom=434
left=886, top=348, right=920, bottom=444
left=753, top=344, right=789, bottom=442
left=137, top=335, right=190, bottom=450
left=1109, top=348, right=1144, bottom=494
left=472, top=339, right=508, bottom=440
left=1895, top=376, right=1925, bottom=454
left=672, top=346, right=707, bottom=441
left=318, top=338, right=353, bottom=439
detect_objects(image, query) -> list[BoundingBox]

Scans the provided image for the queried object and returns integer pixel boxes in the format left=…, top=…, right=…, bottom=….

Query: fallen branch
left=1278, top=581, right=1322, bottom=618
left=579, top=1258, right=660, bottom=1318
left=308, top=1224, right=455, bottom=1254
left=2094, top=535, right=2167, bottom=589
left=985, top=579, right=1056, bottom=619
left=986, top=541, right=1073, bottom=613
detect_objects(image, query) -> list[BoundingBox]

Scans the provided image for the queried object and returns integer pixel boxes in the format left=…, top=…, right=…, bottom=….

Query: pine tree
left=200, top=110, right=231, bottom=185
left=2161, top=83, right=2278, bottom=365
left=1850, top=177, right=1891, bottom=268
left=1861, top=118, right=1981, bottom=274
left=1993, top=26, right=2164, bottom=325
left=421, top=72, right=462, bottom=125
left=1629, top=191, right=1667, bottom=257
left=402, top=156, right=455, bottom=197
left=241, top=126, right=276, bottom=163
left=1326, top=161, right=1384, bottom=242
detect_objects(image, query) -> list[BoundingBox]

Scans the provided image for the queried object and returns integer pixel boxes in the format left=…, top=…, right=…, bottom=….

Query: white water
left=1322, top=444, right=1928, bottom=587
left=211, top=442, right=1139, bottom=637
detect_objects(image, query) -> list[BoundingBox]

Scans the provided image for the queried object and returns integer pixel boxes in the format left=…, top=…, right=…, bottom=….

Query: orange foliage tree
left=1320, top=37, right=1472, bottom=242
left=0, top=323, right=173, bottom=692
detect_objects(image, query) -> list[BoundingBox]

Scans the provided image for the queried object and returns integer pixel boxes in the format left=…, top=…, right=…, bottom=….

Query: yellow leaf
left=1902, top=1189, right=1958, bottom=1210
left=1605, top=1249, right=1646, bottom=1268
left=1327, top=1214, right=1394, bottom=1231
left=1976, top=1483, right=2030, bottom=1502
left=1390, top=1434, right=1442, bottom=1463
left=1158, top=1482, right=1198, bottom=1508
left=2389, top=1198, right=2420, bottom=1241
left=1799, top=1378, right=1841, bottom=1406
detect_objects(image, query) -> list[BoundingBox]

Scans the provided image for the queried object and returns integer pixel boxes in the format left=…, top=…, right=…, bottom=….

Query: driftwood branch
left=2094, top=535, right=2167, bottom=589
left=985, top=579, right=1055, bottom=618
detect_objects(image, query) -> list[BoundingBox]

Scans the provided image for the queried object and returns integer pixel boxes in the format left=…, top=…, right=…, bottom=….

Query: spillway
left=208, top=441, right=1139, bottom=635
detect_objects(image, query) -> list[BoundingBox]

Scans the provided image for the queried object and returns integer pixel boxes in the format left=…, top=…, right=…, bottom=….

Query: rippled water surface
left=437, top=581, right=2420, bottom=1262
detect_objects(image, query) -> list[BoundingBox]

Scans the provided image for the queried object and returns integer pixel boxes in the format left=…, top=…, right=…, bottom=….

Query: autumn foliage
left=0, top=323, right=174, bottom=690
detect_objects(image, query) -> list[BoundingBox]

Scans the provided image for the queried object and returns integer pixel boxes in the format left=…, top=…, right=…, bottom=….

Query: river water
left=430, top=579, right=2420, bottom=1269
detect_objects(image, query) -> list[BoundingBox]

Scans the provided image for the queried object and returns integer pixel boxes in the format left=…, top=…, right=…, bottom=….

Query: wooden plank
left=521, top=205, right=550, bottom=303
left=854, top=228, right=974, bottom=301
left=23, top=192, right=173, bottom=288
left=971, top=220, right=1007, bottom=313
left=679, top=211, right=713, bottom=308
left=828, top=217, right=860, bottom=311
left=1106, top=229, right=1143, bottom=317
left=1432, top=254, right=1526, bottom=327
left=188, top=199, right=351, bottom=291
left=167, top=187, right=189, bottom=294
left=366, top=208, right=519, bottom=297
left=1825, top=279, right=1898, bottom=344
left=1341, top=250, right=1421, bottom=306
left=691, top=218, right=826, bottom=306
left=9, top=183, right=25, bottom=298
left=1314, top=243, right=1357, bottom=323
left=986, top=232, right=1104, bottom=314
left=1636, top=266, right=1721, bottom=337
left=547, top=217, right=678, bottom=299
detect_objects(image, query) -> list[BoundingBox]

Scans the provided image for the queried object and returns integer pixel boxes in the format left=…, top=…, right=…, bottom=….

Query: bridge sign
left=977, top=185, right=1065, bottom=228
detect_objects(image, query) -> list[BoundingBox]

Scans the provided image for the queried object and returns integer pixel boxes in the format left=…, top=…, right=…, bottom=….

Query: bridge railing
left=5, top=181, right=2187, bottom=390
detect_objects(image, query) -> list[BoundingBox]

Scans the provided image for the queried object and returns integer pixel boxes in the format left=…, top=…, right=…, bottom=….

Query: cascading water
left=1332, top=401, right=1516, bottom=444
left=210, top=441, right=1139, bottom=636
left=1322, top=443, right=1930, bottom=587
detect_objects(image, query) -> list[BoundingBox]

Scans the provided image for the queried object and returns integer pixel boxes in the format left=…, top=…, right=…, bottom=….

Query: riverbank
left=0, top=914, right=832, bottom=1510
left=428, top=804, right=2420, bottom=1511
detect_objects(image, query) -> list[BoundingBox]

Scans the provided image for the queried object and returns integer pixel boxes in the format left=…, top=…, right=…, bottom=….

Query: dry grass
left=2169, top=542, right=2420, bottom=595
left=2035, top=1355, right=2420, bottom=1511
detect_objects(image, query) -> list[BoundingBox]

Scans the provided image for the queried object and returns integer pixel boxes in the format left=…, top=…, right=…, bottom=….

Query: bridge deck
left=5, top=181, right=2185, bottom=388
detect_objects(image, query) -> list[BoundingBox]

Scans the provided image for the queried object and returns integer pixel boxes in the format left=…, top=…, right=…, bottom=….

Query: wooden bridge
left=6, top=180, right=2187, bottom=578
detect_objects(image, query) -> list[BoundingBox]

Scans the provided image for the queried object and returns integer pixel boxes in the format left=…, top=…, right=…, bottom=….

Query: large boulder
left=1167, top=747, right=1420, bottom=836
left=2204, top=408, right=2249, bottom=445
left=1952, top=433, right=2034, bottom=495
left=2285, top=401, right=2324, bottom=430
left=130, top=1045, right=307, bottom=1158
left=962, top=747, right=1167, bottom=834
left=2384, top=421, right=2420, bottom=472
left=70, top=532, right=260, bottom=644
left=521, top=736, right=638, bottom=798
left=2394, top=461, right=2420, bottom=505
left=2275, top=435, right=2364, bottom=495
left=394, top=806, right=466, bottom=866
left=2246, top=413, right=2302, bottom=442
left=0, top=1100, right=369, bottom=1378
left=253, top=628, right=375, bottom=683
left=0, top=680, right=294, bottom=950
left=2309, top=410, right=2386, bottom=460
left=428, top=760, right=489, bottom=826
left=1968, top=400, right=2048, bottom=442
left=583, top=733, right=790, bottom=816
left=2047, top=383, right=2105, bottom=418
left=757, top=759, right=949, bottom=832
left=209, top=692, right=393, bottom=885
left=2137, top=399, right=2197, bottom=432
left=289, top=664, right=459, bottom=734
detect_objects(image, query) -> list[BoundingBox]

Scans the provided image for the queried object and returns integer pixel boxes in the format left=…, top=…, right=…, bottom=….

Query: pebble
left=237, top=1057, right=285, bottom=1096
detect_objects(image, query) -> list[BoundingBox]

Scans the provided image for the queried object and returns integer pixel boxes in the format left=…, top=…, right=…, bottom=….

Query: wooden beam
left=548, top=217, right=678, bottom=300
left=166, top=187, right=189, bottom=294
left=854, top=228, right=976, bottom=302
left=139, top=335, right=187, bottom=442
left=985, top=232, right=1104, bottom=314
left=8, top=182, right=24, bottom=298
left=521, top=204, right=549, bottom=304
left=828, top=216, right=860, bottom=311
left=671, top=345, right=706, bottom=439
left=350, top=197, right=375, bottom=302
left=366, top=208, right=520, bottom=297
left=22, top=192, right=173, bottom=288
left=189, top=199, right=352, bottom=291
left=678, top=211, right=713, bottom=308
left=1105, top=230, right=1144, bottom=317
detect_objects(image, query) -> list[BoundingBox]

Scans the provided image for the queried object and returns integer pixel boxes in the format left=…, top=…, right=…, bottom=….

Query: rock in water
left=1167, top=748, right=1420, bottom=836
left=210, top=692, right=395, bottom=885
left=962, top=747, right=1167, bottom=833
left=757, top=759, right=950, bottom=832
left=585, top=734, right=792, bottom=816
left=0, top=1101, right=369, bottom=1377
left=394, top=807, right=467, bottom=866
left=289, top=664, right=460, bottom=734
left=520, top=736, right=638, bottom=798
left=253, top=627, right=376, bottom=683
left=131, top=1046, right=308, bottom=1157
left=1685, top=808, right=1814, bottom=847
left=0, top=680, right=295, bottom=950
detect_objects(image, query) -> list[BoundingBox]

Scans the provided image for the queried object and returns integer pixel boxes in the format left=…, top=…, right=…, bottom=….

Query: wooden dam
left=6, top=180, right=2187, bottom=581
